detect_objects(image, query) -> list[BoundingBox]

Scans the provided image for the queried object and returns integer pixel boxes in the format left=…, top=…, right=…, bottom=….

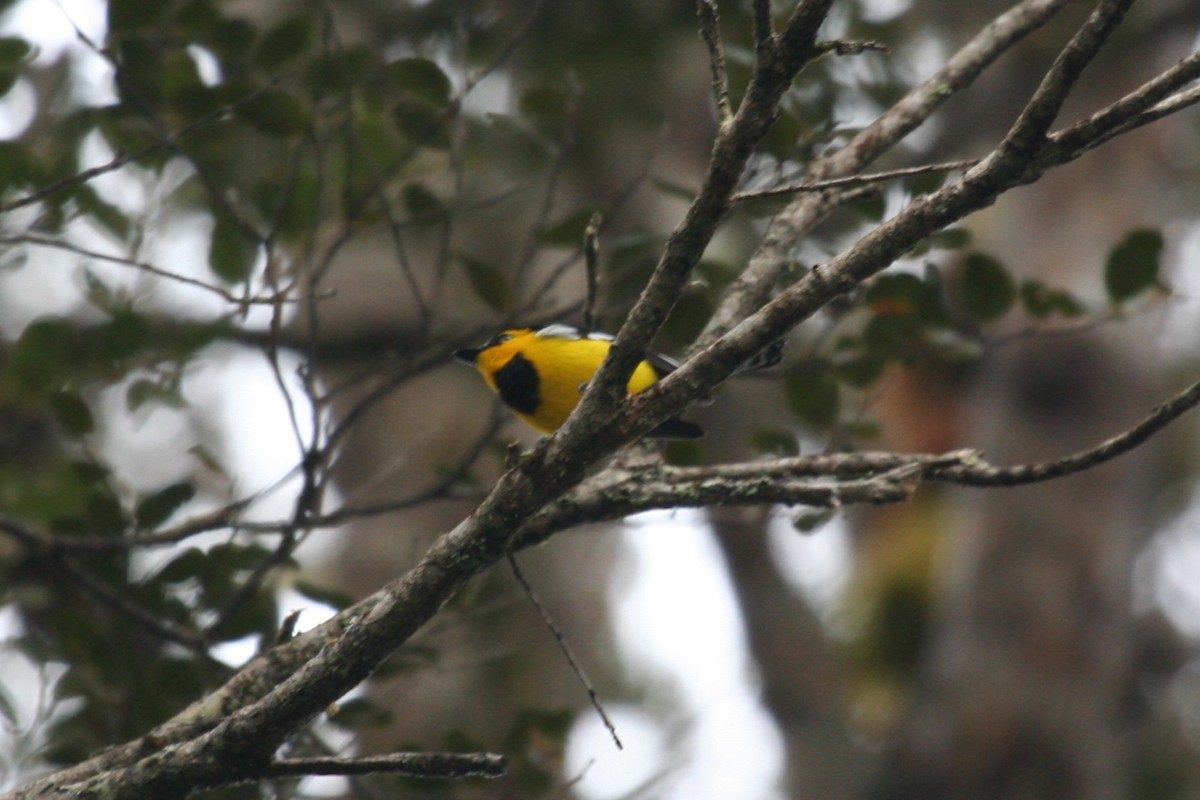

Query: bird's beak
left=453, top=347, right=482, bottom=364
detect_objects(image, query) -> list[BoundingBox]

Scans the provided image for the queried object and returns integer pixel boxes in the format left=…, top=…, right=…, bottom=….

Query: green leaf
left=519, top=83, right=571, bottom=137
left=387, top=58, right=452, bottom=106
left=401, top=183, right=444, bottom=219
left=135, top=482, right=196, bottom=530
left=208, top=210, right=255, bottom=283
left=304, top=46, right=377, bottom=93
left=234, top=87, right=309, bottom=137
left=792, top=508, right=835, bottom=534
left=460, top=256, right=510, bottom=311
left=206, top=542, right=278, bottom=573
left=210, top=588, right=276, bottom=641
left=749, top=429, right=800, bottom=456
left=834, top=355, right=885, bottom=388
left=392, top=98, right=449, bottom=147
left=865, top=273, right=927, bottom=317
left=157, top=548, right=207, bottom=584
left=0, top=38, right=32, bottom=66
left=109, top=0, right=169, bottom=33
left=960, top=252, right=1015, bottom=323
left=785, top=371, right=840, bottom=429
left=12, top=318, right=69, bottom=393
left=1105, top=228, right=1164, bottom=303
left=293, top=579, right=353, bottom=610
left=1020, top=280, right=1086, bottom=319
left=96, top=310, right=149, bottom=362
left=86, top=488, right=126, bottom=537
left=49, top=391, right=94, bottom=437
left=255, top=15, right=313, bottom=71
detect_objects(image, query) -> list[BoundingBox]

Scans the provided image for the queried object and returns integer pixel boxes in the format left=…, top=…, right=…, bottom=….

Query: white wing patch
left=535, top=324, right=613, bottom=341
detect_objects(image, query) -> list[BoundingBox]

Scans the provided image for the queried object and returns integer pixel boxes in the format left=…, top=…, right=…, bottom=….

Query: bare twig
left=582, top=213, right=602, bottom=334
left=269, top=752, right=506, bottom=779
left=698, top=0, right=733, bottom=122
left=506, top=553, right=622, bottom=750
left=733, top=159, right=979, bottom=202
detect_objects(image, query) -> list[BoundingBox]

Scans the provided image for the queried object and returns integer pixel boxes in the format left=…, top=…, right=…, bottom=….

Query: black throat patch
left=493, top=351, right=540, bottom=414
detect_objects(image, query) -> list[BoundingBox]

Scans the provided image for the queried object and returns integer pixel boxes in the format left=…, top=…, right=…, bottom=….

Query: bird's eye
left=485, top=332, right=515, bottom=348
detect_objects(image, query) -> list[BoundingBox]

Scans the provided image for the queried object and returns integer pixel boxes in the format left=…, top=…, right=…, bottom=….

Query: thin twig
left=269, top=752, right=507, bottom=779
left=506, top=552, right=623, bottom=751
left=583, top=213, right=602, bottom=334
left=733, top=158, right=979, bottom=201
left=698, top=0, right=733, bottom=122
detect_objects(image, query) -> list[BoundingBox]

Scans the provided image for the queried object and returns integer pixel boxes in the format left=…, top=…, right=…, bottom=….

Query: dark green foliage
left=786, top=371, right=840, bottom=430
left=1105, top=228, right=1165, bottom=303
left=960, top=252, right=1016, bottom=323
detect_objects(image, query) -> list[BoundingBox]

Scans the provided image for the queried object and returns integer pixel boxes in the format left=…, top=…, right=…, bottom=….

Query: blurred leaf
left=792, top=508, right=836, bottom=534
left=392, top=99, right=449, bottom=148
left=663, top=438, right=703, bottom=466
left=0, top=37, right=31, bottom=65
left=519, top=82, right=571, bottom=137
left=749, top=428, right=799, bottom=456
left=127, top=378, right=165, bottom=411
left=387, top=58, right=452, bottom=106
left=960, top=252, right=1015, bottom=323
left=401, top=183, right=444, bottom=219
left=157, top=548, right=207, bottom=584
left=71, top=460, right=110, bottom=485
left=12, top=318, right=69, bottom=393
left=538, top=208, right=599, bottom=248
left=1105, top=228, right=1164, bottom=303
left=304, top=46, right=377, bottom=93
left=848, top=190, right=886, bottom=222
left=202, top=19, right=257, bottom=64
left=904, top=170, right=947, bottom=196
left=355, top=112, right=412, bottom=173
left=255, top=15, right=313, bottom=71
left=328, top=697, right=393, bottom=730
left=761, top=105, right=802, bottom=158
left=206, top=542, right=277, bottom=574
left=785, top=371, right=839, bottom=429
left=72, top=186, right=131, bottom=242
left=109, top=0, right=168, bottom=33
left=96, top=311, right=149, bottom=363
left=86, top=487, right=126, bottom=537
left=1020, top=280, right=1085, bottom=319
left=211, top=587, right=276, bottom=641
left=208, top=210, right=255, bottom=283
left=460, top=255, right=510, bottom=311
left=834, top=354, right=885, bottom=388
left=49, top=391, right=94, bottom=438
left=234, top=87, right=309, bottom=137
left=0, top=685, right=16, bottom=726
left=135, top=482, right=195, bottom=531
left=293, top=579, right=353, bottom=610
left=661, top=289, right=713, bottom=345
left=865, top=272, right=926, bottom=318
left=0, top=141, right=30, bottom=188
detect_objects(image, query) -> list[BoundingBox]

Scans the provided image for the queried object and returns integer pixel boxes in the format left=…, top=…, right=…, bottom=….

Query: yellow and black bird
left=454, top=323, right=782, bottom=439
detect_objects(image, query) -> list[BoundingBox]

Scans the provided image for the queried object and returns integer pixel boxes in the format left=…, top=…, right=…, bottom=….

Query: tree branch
left=268, top=752, right=507, bottom=780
